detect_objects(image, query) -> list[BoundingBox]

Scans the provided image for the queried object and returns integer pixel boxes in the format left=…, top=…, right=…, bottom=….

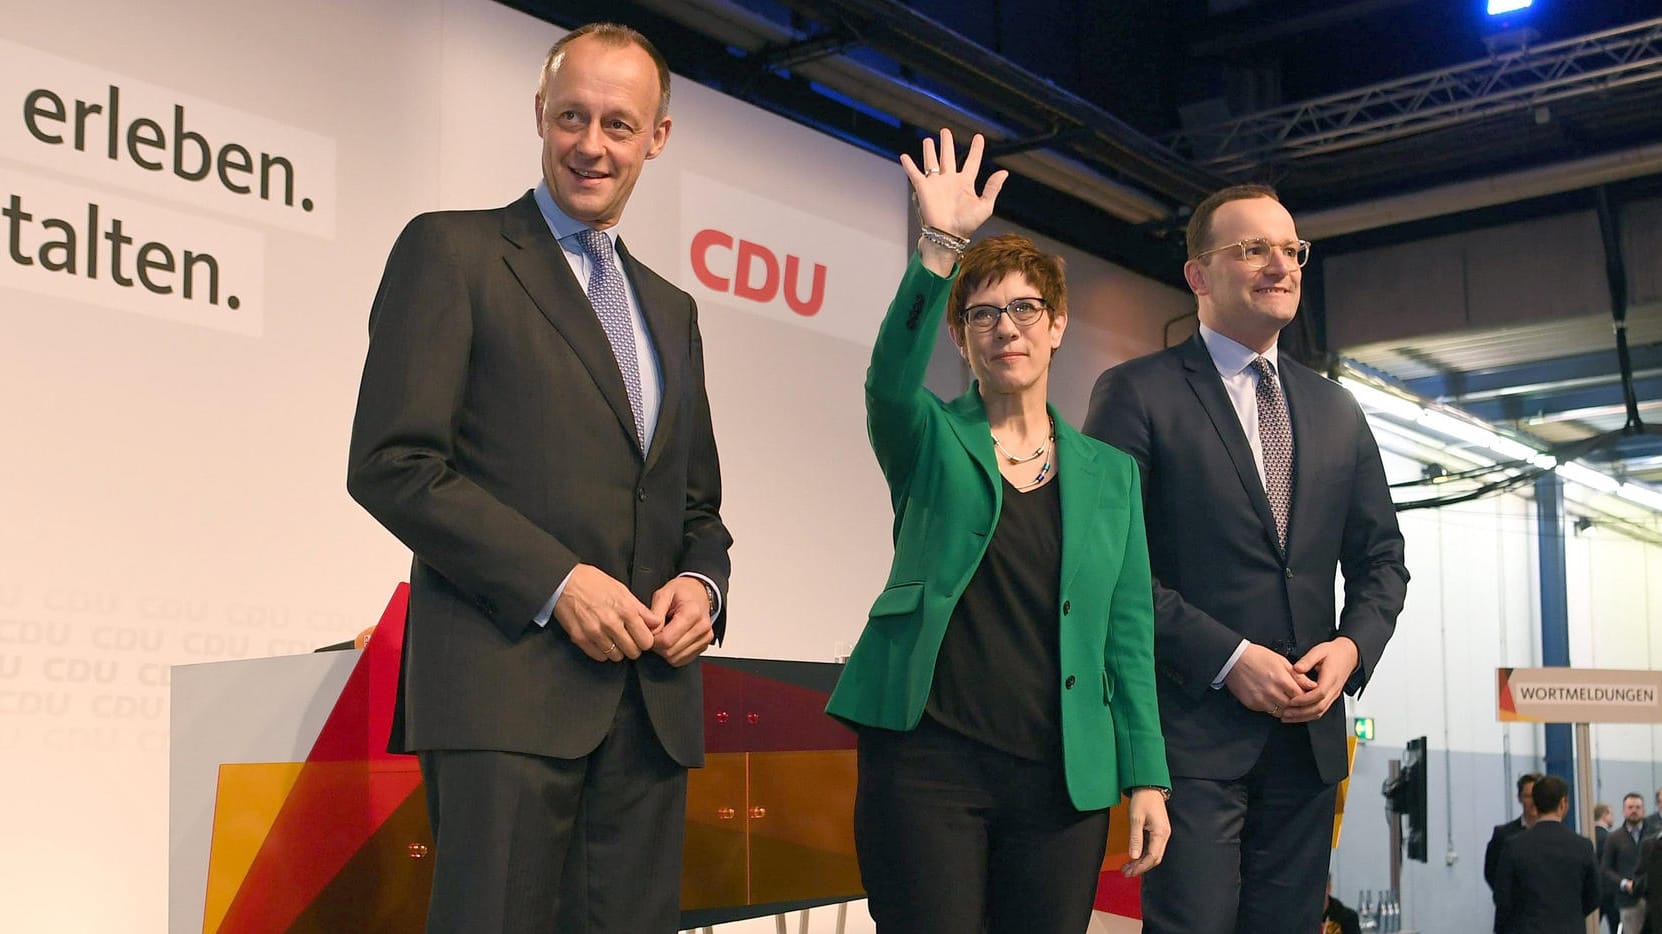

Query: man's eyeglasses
left=960, top=298, right=1049, bottom=333
left=1193, top=238, right=1312, bottom=269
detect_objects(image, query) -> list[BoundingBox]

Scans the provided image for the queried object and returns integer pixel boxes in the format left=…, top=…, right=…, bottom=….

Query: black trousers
left=853, top=716, right=1111, bottom=934
left=417, top=667, right=687, bottom=934
left=1140, top=719, right=1338, bottom=934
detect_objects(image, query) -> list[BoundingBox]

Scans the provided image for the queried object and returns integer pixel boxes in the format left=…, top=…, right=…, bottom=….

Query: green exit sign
left=1353, top=717, right=1376, bottom=742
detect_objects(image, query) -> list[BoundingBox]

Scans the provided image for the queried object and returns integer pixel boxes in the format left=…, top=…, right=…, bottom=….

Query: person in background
left=1493, top=775, right=1600, bottom=934
left=1603, top=792, right=1654, bottom=934
left=1488, top=774, right=1545, bottom=887
left=1594, top=801, right=1618, bottom=934
left=1322, top=876, right=1361, bottom=934
left=826, top=128, right=1170, bottom=934
left=1635, top=831, right=1662, bottom=934
left=1488, top=773, right=1544, bottom=932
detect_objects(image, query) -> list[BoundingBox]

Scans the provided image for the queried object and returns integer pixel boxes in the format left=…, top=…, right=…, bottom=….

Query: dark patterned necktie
left=574, top=228, right=645, bottom=450
left=1251, top=356, right=1294, bottom=551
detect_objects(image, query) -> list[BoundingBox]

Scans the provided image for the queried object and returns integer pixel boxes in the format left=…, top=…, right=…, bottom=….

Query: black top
left=1322, top=896, right=1361, bottom=934
left=926, top=475, right=1062, bottom=763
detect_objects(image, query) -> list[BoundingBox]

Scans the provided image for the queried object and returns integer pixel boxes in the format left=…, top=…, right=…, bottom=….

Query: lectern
left=169, top=586, right=865, bottom=933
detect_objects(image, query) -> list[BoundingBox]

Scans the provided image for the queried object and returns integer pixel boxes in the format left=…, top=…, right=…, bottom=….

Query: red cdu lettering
left=690, top=228, right=732, bottom=292
left=783, top=254, right=826, bottom=317
left=733, top=239, right=778, bottom=302
left=689, top=229, right=827, bottom=315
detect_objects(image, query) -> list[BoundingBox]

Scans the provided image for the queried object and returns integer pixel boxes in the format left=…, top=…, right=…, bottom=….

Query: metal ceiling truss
left=1170, top=15, right=1662, bottom=175
left=762, top=0, right=1228, bottom=205
left=627, top=0, right=1197, bottom=225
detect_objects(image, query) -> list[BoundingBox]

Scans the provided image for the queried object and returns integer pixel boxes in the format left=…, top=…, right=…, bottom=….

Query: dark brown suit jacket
left=347, top=191, right=732, bottom=767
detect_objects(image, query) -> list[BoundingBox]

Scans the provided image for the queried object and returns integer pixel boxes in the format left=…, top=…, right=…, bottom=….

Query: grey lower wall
left=1333, top=744, right=1662, bottom=933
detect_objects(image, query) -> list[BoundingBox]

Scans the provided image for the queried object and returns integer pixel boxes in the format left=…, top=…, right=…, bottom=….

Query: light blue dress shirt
left=529, top=181, right=721, bottom=628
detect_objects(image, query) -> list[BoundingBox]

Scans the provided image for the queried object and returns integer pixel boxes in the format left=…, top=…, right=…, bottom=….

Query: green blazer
left=826, top=254, right=1169, bottom=811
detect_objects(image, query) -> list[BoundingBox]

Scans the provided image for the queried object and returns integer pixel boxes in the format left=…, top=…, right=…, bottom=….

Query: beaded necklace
left=993, top=416, right=1055, bottom=490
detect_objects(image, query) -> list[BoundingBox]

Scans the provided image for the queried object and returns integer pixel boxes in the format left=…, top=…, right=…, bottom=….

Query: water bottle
left=1359, top=890, right=1379, bottom=932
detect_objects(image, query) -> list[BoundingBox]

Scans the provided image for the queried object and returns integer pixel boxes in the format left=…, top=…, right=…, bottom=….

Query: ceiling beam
left=1403, top=343, right=1662, bottom=402
left=1298, top=140, right=1662, bottom=238
left=1465, top=374, right=1662, bottom=422
left=1187, top=0, right=1430, bottom=58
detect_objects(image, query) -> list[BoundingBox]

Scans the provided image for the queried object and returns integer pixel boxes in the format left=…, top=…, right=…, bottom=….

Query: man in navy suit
left=1487, top=771, right=1545, bottom=933
left=1085, top=184, right=1408, bottom=933
left=1636, top=832, right=1662, bottom=934
left=1494, top=775, right=1600, bottom=933
left=348, top=22, right=732, bottom=933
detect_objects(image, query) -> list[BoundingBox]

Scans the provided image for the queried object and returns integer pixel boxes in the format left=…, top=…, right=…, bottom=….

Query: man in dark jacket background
left=1604, top=793, right=1655, bottom=934
left=1494, top=775, right=1599, bottom=934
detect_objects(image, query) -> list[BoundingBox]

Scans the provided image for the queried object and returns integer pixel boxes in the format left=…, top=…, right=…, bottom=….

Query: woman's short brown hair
left=946, top=234, right=1067, bottom=346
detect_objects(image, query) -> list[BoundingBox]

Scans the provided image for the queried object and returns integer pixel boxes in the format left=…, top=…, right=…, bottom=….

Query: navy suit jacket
left=1637, top=836, right=1662, bottom=933
left=1084, top=332, right=1408, bottom=783
left=1494, top=819, right=1600, bottom=934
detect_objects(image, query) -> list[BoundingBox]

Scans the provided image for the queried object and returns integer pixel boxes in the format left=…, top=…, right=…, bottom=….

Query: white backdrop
left=0, top=0, right=913, bottom=928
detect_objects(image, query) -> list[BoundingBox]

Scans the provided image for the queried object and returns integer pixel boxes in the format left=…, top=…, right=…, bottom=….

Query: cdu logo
left=689, top=228, right=826, bottom=317
left=680, top=170, right=905, bottom=345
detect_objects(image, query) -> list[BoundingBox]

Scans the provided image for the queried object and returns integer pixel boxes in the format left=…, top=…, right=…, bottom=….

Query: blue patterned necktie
left=574, top=228, right=646, bottom=450
left=1251, top=356, right=1294, bottom=551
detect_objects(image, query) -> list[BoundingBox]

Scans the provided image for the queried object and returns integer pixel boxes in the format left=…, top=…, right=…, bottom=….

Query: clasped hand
left=552, top=565, right=714, bottom=667
left=1224, top=637, right=1359, bottom=723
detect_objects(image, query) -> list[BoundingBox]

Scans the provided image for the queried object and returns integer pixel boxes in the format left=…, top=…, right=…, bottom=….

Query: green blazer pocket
left=869, top=581, right=925, bottom=619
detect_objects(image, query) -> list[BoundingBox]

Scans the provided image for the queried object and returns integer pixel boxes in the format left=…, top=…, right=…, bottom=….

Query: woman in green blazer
left=826, top=130, right=1170, bottom=933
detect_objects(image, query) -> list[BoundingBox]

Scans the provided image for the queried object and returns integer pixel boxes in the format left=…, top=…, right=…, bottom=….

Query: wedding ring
left=604, top=642, right=618, bottom=656
left=925, top=167, right=941, bottom=175
left=1269, top=704, right=1281, bottom=716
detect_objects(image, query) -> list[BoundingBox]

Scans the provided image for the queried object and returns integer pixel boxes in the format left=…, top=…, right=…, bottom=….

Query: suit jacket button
left=1062, top=600, right=1071, bottom=615
left=1285, top=567, right=1294, bottom=579
left=1064, top=675, right=1076, bottom=689
left=637, top=489, right=648, bottom=502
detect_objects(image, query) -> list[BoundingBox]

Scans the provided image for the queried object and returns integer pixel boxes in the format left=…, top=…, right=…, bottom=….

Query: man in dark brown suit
left=348, top=22, right=732, bottom=933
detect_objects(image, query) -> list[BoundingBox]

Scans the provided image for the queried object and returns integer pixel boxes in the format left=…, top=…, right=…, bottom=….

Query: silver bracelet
left=920, top=225, right=970, bottom=255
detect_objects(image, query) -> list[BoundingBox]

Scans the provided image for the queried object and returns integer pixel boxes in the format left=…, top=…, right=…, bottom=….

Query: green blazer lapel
left=1055, top=415, right=1105, bottom=596
left=945, top=387, right=1000, bottom=503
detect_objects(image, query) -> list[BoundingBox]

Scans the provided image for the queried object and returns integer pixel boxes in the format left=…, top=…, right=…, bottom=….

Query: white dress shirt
left=1198, top=324, right=1286, bottom=688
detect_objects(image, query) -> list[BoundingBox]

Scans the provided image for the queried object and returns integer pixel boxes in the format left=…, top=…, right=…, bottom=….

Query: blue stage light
left=1487, top=0, right=1533, bottom=15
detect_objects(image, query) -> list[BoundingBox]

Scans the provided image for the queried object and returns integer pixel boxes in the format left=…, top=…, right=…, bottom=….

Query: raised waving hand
left=901, top=128, right=1008, bottom=275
